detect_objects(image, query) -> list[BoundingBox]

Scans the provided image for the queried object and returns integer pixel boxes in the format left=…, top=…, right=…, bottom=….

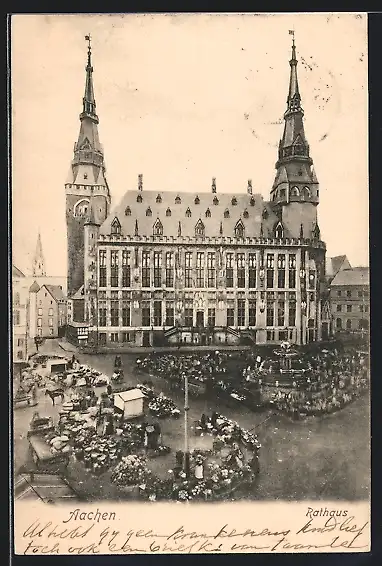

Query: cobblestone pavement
left=13, top=339, right=370, bottom=501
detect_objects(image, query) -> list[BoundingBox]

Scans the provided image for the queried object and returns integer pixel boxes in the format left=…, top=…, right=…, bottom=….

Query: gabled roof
left=12, top=265, right=25, bottom=278
left=326, top=255, right=351, bottom=278
left=99, top=190, right=279, bottom=239
left=40, top=284, right=66, bottom=302
left=331, top=267, right=369, bottom=287
left=71, top=285, right=85, bottom=300
left=29, top=281, right=40, bottom=293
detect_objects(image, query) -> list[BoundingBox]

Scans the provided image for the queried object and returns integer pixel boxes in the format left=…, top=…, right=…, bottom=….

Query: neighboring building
left=12, top=265, right=29, bottom=363
left=325, top=255, right=352, bottom=283
left=35, top=284, right=67, bottom=338
left=330, top=267, right=369, bottom=335
left=66, top=37, right=327, bottom=349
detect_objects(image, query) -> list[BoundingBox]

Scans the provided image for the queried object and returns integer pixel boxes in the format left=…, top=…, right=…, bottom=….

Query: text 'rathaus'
left=66, top=36, right=327, bottom=349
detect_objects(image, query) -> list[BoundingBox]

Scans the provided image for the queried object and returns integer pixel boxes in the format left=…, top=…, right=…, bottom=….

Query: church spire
left=32, top=230, right=46, bottom=277
left=276, top=33, right=311, bottom=167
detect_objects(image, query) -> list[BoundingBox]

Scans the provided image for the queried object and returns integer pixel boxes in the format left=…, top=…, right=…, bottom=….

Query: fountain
left=252, top=341, right=314, bottom=388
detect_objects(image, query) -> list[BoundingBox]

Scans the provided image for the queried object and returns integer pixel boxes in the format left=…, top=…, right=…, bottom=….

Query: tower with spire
left=32, top=230, right=46, bottom=277
left=65, top=35, right=111, bottom=299
left=270, top=34, right=320, bottom=240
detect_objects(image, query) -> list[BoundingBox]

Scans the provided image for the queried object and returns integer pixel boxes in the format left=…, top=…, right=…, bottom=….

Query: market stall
left=114, top=389, right=145, bottom=420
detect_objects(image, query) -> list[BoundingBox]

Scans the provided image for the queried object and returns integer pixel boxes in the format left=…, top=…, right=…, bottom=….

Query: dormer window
left=250, top=196, right=255, bottom=206
left=243, top=209, right=249, bottom=219
left=137, top=194, right=143, bottom=203
left=313, top=223, right=320, bottom=239
left=175, top=195, right=181, bottom=204
left=274, top=222, right=284, bottom=239
left=234, top=220, right=245, bottom=238
left=111, top=217, right=121, bottom=235
left=205, top=208, right=211, bottom=218
left=84, top=173, right=88, bottom=180
left=224, top=209, right=230, bottom=218
left=153, top=218, right=163, bottom=236
left=290, top=186, right=300, bottom=197
left=231, top=197, right=237, bottom=206
left=185, top=208, right=192, bottom=218
left=280, top=188, right=286, bottom=198
left=146, top=207, right=152, bottom=217
left=125, top=206, right=131, bottom=216
left=156, top=194, right=162, bottom=203
left=166, top=208, right=171, bottom=217
left=194, top=196, right=200, bottom=204
left=195, top=219, right=205, bottom=238
left=213, top=196, right=219, bottom=205
left=262, top=208, right=269, bottom=219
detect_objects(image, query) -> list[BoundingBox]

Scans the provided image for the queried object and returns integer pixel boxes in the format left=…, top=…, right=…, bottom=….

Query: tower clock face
left=245, top=59, right=339, bottom=149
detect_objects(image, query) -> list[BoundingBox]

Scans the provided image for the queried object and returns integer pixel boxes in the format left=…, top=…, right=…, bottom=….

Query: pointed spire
left=138, top=174, right=143, bottom=191
left=219, top=221, right=223, bottom=236
left=84, top=196, right=99, bottom=226
left=247, top=179, right=252, bottom=195
left=135, top=219, right=139, bottom=236
left=32, top=230, right=46, bottom=277
left=299, top=223, right=304, bottom=239
left=178, top=221, right=182, bottom=237
left=260, top=224, right=264, bottom=238
left=211, top=178, right=217, bottom=193
left=276, top=33, right=311, bottom=167
left=81, top=34, right=98, bottom=123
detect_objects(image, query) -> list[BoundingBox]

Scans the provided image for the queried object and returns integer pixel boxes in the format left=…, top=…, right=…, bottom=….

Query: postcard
left=11, top=12, right=370, bottom=554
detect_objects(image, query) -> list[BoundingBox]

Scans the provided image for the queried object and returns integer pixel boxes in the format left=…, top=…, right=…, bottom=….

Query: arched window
left=213, top=196, right=219, bottom=205
left=262, top=208, right=268, bottom=219
left=156, top=194, right=162, bottom=203
left=73, top=199, right=90, bottom=217
left=195, top=219, right=205, bottom=238
left=166, top=208, right=171, bottom=217
left=146, top=207, right=152, bottom=217
left=280, top=188, right=286, bottom=198
left=153, top=218, right=163, bottom=236
left=125, top=206, right=131, bottom=216
left=231, top=197, right=237, bottom=206
left=336, top=318, right=342, bottom=329
left=302, top=186, right=311, bottom=199
left=346, top=319, right=352, bottom=330
left=175, top=195, right=181, bottom=204
left=205, top=208, right=211, bottom=218
left=274, top=222, right=284, bottom=239
left=111, top=217, right=121, bottom=235
left=290, top=186, right=300, bottom=197
left=313, top=223, right=320, bottom=239
left=235, top=220, right=245, bottom=238
left=224, top=209, right=230, bottom=218
left=194, top=196, right=200, bottom=204
left=243, top=209, right=249, bottom=219
left=250, top=196, right=255, bottom=206
left=137, top=194, right=143, bottom=203
left=185, top=207, right=192, bottom=218
left=14, top=292, right=20, bottom=306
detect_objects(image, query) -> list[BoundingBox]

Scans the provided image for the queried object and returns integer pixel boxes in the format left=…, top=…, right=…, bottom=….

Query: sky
left=11, top=13, right=368, bottom=276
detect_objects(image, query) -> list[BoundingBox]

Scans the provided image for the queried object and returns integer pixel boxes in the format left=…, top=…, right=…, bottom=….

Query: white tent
left=114, top=389, right=145, bottom=419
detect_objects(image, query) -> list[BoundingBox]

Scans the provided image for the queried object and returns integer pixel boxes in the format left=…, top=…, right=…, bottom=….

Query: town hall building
left=66, top=36, right=327, bottom=349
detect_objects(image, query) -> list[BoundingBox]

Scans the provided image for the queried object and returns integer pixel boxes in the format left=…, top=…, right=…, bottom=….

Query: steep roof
left=12, top=265, right=25, bottom=278
left=71, top=285, right=85, bottom=300
left=41, top=284, right=66, bottom=302
left=29, top=281, right=40, bottom=293
left=326, top=255, right=351, bottom=278
left=331, top=267, right=369, bottom=287
left=99, top=190, right=281, bottom=239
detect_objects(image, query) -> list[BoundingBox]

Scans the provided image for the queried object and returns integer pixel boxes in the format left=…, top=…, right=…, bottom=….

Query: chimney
left=212, top=178, right=216, bottom=193
left=247, top=179, right=252, bottom=194
left=138, top=174, right=143, bottom=191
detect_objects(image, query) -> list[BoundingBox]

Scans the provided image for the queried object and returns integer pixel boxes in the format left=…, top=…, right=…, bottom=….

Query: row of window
left=134, top=194, right=257, bottom=207
left=112, top=217, right=247, bottom=238
left=335, top=318, right=369, bottom=330
left=37, top=308, right=54, bottom=316
left=335, top=304, right=369, bottom=313
left=272, top=186, right=318, bottom=201
left=335, top=289, right=369, bottom=298
left=37, top=318, right=54, bottom=327
left=99, top=251, right=310, bottom=290
left=97, top=300, right=298, bottom=328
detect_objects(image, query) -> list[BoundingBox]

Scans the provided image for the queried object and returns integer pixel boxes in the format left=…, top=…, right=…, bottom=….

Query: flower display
left=111, top=455, right=151, bottom=486
left=148, top=395, right=180, bottom=418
